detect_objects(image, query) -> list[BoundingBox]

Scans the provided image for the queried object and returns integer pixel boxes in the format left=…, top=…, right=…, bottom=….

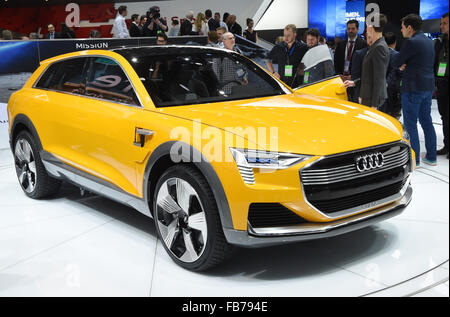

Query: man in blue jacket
left=394, top=14, right=437, bottom=166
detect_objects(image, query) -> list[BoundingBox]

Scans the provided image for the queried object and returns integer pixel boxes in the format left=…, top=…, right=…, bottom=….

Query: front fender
left=143, top=141, right=234, bottom=230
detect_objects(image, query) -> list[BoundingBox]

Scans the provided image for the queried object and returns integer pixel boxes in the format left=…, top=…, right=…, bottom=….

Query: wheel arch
left=143, top=141, right=234, bottom=230
left=10, top=114, right=43, bottom=152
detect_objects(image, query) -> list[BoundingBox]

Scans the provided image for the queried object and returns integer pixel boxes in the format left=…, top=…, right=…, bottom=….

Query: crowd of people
left=110, top=5, right=257, bottom=44
left=264, top=12, right=448, bottom=167
left=139, top=8, right=448, bottom=167
left=0, top=7, right=448, bottom=166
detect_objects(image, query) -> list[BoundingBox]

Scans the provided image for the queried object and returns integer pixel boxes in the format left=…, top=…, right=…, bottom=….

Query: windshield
left=122, top=49, right=289, bottom=107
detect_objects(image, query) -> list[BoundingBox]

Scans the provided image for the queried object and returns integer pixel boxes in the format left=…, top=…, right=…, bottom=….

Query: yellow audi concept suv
left=7, top=47, right=414, bottom=270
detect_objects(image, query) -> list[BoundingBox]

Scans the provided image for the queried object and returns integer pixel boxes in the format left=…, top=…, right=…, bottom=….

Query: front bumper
left=223, top=185, right=412, bottom=248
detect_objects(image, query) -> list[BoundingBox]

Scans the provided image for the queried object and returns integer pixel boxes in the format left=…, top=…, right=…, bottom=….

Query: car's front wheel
left=14, top=131, right=61, bottom=198
left=153, top=165, right=233, bottom=271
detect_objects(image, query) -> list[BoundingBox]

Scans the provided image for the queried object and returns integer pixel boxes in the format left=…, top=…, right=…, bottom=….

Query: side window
left=35, top=58, right=87, bottom=95
left=35, top=63, right=59, bottom=89
left=85, top=57, right=139, bottom=106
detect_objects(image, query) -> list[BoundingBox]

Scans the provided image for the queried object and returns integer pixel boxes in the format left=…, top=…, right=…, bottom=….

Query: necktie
left=347, top=40, right=355, bottom=61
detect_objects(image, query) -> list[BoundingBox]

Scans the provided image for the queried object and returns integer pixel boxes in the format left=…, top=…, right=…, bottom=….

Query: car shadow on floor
left=53, top=182, right=157, bottom=238
left=58, top=182, right=399, bottom=280
left=206, top=224, right=398, bottom=280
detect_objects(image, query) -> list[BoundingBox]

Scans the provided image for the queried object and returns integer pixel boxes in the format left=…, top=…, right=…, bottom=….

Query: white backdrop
left=255, top=0, right=308, bottom=30
left=0, top=103, right=9, bottom=149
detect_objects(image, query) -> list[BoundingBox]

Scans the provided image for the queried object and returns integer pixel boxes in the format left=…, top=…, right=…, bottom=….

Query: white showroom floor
left=0, top=104, right=448, bottom=297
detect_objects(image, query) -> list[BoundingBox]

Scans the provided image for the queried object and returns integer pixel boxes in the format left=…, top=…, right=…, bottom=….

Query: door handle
left=136, top=128, right=154, bottom=136
left=134, top=128, right=154, bottom=147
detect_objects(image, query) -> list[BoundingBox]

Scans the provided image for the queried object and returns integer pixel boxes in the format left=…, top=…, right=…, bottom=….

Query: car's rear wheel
left=14, top=131, right=61, bottom=198
left=153, top=165, right=233, bottom=271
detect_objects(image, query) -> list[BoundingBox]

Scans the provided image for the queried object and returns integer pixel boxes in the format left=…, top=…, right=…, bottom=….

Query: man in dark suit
left=435, top=12, right=449, bottom=158
left=334, top=20, right=367, bottom=76
left=380, top=32, right=402, bottom=117
left=180, top=11, right=197, bottom=36
left=227, top=15, right=242, bottom=36
left=206, top=9, right=220, bottom=31
left=394, top=14, right=437, bottom=166
left=349, top=46, right=368, bottom=103
left=129, top=14, right=142, bottom=37
left=45, top=24, right=61, bottom=39
left=334, top=20, right=367, bottom=102
left=358, top=14, right=390, bottom=108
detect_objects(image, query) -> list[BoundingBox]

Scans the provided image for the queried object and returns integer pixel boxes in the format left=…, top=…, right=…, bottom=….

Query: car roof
left=40, top=45, right=238, bottom=66
left=112, top=45, right=239, bottom=58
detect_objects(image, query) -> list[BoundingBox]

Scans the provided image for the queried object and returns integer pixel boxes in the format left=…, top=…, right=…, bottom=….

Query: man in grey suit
left=359, top=14, right=390, bottom=108
left=345, top=14, right=389, bottom=108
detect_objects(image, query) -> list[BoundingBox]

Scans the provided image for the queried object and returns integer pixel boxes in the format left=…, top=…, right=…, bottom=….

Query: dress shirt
left=113, top=14, right=130, bottom=38
left=344, top=36, right=358, bottom=62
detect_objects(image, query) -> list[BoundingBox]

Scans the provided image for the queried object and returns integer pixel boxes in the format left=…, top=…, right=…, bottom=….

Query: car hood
left=155, top=93, right=403, bottom=156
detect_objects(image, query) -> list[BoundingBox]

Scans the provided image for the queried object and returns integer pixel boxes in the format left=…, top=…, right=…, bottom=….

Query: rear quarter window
left=35, top=58, right=87, bottom=95
left=85, top=57, right=140, bottom=106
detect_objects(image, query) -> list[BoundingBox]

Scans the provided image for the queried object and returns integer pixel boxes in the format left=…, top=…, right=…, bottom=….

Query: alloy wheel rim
left=156, top=178, right=208, bottom=263
left=14, top=138, right=37, bottom=193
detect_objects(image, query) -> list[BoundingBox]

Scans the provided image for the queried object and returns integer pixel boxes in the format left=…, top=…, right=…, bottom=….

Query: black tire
left=153, top=164, right=234, bottom=271
left=13, top=130, right=61, bottom=199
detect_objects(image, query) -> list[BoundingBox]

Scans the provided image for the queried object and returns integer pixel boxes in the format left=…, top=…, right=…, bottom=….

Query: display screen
left=309, top=0, right=362, bottom=39
left=345, top=0, right=365, bottom=36
left=420, top=0, right=449, bottom=20
left=335, top=0, right=347, bottom=38
left=309, top=0, right=328, bottom=37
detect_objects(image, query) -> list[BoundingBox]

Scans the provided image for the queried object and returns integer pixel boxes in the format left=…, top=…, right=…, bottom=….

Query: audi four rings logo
left=355, top=153, right=385, bottom=172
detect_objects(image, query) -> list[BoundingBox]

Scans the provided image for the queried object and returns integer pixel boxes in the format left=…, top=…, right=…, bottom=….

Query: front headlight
left=402, top=125, right=410, bottom=142
left=229, top=148, right=312, bottom=170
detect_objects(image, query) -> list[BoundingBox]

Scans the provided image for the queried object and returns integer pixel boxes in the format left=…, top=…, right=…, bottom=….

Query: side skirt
left=40, top=151, right=152, bottom=218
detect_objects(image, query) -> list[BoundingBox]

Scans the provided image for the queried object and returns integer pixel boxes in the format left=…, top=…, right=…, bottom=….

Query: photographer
left=143, top=6, right=168, bottom=37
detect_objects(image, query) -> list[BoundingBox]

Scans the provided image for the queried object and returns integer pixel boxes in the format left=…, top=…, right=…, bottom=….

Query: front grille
left=248, top=203, right=307, bottom=228
left=309, top=178, right=408, bottom=215
left=301, top=145, right=409, bottom=185
left=300, top=142, right=411, bottom=216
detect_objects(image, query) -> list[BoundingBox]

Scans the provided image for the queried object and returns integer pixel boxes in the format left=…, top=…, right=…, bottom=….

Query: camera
left=148, top=7, right=161, bottom=20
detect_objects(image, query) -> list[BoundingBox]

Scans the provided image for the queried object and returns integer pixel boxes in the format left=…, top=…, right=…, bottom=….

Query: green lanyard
left=437, top=63, right=447, bottom=77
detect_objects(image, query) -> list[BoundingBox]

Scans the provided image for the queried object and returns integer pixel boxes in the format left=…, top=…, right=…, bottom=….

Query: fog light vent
left=237, top=164, right=255, bottom=185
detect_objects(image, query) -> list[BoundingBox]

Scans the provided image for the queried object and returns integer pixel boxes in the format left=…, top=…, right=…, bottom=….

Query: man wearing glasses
left=215, top=32, right=248, bottom=94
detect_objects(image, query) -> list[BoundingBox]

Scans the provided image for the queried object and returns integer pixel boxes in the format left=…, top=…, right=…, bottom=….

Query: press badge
left=304, top=72, right=309, bottom=84
left=285, top=65, right=293, bottom=77
left=438, top=63, right=447, bottom=77
left=344, top=60, right=350, bottom=73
